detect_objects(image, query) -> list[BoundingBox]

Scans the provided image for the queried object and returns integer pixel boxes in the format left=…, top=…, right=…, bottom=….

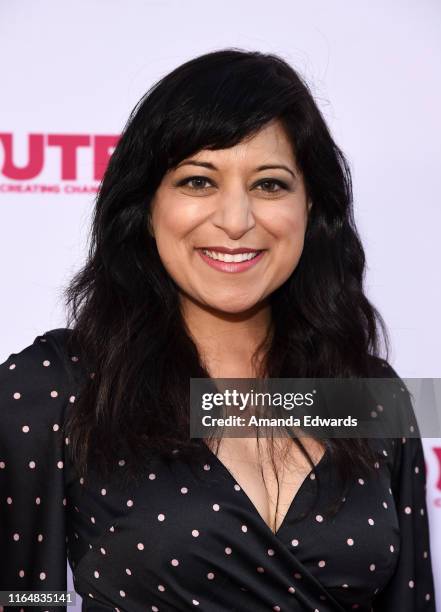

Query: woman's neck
left=180, top=295, right=273, bottom=378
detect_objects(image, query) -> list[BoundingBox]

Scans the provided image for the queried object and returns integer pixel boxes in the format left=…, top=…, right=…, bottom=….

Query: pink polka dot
left=409, top=580, right=414, bottom=588
left=241, top=525, right=248, bottom=532
left=318, top=560, right=326, bottom=568
left=137, top=543, right=144, bottom=550
left=171, top=559, right=179, bottom=566
left=370, top=564, right=376, bottom=571
left=149, top=473, right=156, bottom=480
left=315, top=514, right=323, bottom=522
left=358, top=478, right=365, bottom=485
left=100, top=547, right=106, bottom=555
left=94, top=570, right=99, bottom=579
left=127, top=499, right=134, bottom=507
left=192, top=529, right=199, bottom=537
left=39, top=572, right=46, bottom=580
left=19, top=570, right=25, bottom=577
left=207, top=572, right=215, bottom=580
left=50, top=390, right=58, bottom=398
left=192, top=600, right=199, bottom=606
left=9, top=363, right=16, bottom=369
left=368, top=518, right=374, bottom=526
left=267, top=549, right=275, bottom=556
left=203, top=463, right=211, bottom=470
left=13, top=392, right=21, bottom=400
left=257, top=566, right=265, bottom=573
left=181, top=487, right=188, bottom=494
left=22, top=425, right=29, bottom=433
left=225, top=547, right=232, bottom=555
left=291, top=539, right=299, bottom=546
left=347, top=538, right=354, bottom=546
left=288, top=586, right=295, bottom=593
left=29, top=461, right=36, bottom=469
left=13, top=533, right=19, bottom=541
left=404, top=506, right=412, bottom=514
left=43, top=360, right=50, bottom=367
left=126, top=568, right=131, bottom=575
left=158, top=584, right=165, bottom=592
left=390, top=545, right=395, bottom=553
left=57, top=461, right=63, bottom=469
left=101, top=488, right=106, bottom=495
left=119, top=590, right=126, bottom=597
left=212, top=503, right=220, bottom=511
left=157, top=513, right=165, bottom=521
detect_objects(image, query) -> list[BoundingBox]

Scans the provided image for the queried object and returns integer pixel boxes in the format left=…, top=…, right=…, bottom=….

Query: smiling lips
left=196, top=247, right=266, bottom=272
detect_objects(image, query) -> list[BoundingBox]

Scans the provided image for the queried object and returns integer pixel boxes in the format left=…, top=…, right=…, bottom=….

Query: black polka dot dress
left=0, top=329, right=437, bottom=611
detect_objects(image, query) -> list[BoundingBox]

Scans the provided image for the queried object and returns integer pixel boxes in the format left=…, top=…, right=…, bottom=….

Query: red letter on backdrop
left=94, top=135, right=120, bottom=181
left=47, top=134, right=90, bottom=180
left=0, top=133, right=44, bottom=180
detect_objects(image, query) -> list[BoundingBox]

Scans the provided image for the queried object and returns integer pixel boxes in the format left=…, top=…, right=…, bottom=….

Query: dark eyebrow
left=175, top=160, right=297, bottom=179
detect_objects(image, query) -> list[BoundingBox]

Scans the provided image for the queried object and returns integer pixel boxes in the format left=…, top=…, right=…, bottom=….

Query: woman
left=0, top=49, right=436, bottom=611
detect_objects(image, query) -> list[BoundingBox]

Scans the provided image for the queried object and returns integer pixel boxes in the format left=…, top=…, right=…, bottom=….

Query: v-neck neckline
left=203, top=441, right=330, bottom=537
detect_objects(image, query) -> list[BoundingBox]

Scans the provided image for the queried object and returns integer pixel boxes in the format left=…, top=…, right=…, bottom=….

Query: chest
left=68, top=443, right=400, bottom=611
left=208, top=436, right=327, bottom=533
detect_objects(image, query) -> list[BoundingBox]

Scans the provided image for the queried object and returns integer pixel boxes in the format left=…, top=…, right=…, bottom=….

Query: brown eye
left=255, top=179, right=287, bottom=193
left=177, top=176, right=213, bottom=190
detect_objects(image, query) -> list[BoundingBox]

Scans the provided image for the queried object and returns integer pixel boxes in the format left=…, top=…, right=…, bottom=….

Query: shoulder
left=1, top=327, right=77, bottom=381
left=0, top=328, right=83, bottom=428
left=366, top=354, right=401, bottom=379
left=367, top=355, right=425, bottom=476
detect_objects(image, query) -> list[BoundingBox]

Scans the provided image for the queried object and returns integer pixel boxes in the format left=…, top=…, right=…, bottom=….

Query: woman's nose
left=211, top=186, right=256, bottom=238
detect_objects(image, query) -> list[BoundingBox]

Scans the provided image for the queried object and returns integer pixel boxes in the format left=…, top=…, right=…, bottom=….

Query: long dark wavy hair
left=63, top=48, right=391, bottom=524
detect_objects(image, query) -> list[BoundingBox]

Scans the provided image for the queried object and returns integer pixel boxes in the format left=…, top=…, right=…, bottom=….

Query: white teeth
left=202, top=250, right=260, bottom=263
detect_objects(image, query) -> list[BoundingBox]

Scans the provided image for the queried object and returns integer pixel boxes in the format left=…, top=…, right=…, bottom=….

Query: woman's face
left=150, top=119, right=311, bottom=315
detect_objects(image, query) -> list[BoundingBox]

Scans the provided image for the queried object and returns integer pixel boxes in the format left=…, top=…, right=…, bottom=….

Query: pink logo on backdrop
left=432, top=446, right=441, bottom=507
left=0, top=133, right=119, bottom=195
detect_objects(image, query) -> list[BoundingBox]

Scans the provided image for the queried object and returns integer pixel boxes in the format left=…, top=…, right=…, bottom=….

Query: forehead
left=178, top=120, right=296, bottom=169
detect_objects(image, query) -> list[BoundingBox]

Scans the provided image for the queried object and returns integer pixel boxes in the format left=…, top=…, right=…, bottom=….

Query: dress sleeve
left=372, top=362, right=437, bottom=611
left=0, top=330, right=73, bottom=612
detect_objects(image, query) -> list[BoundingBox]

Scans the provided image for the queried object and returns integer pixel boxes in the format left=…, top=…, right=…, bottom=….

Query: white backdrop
left=1, top=1, right=440, bottom=610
